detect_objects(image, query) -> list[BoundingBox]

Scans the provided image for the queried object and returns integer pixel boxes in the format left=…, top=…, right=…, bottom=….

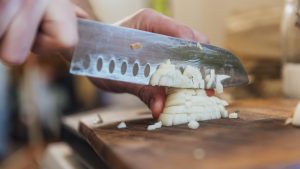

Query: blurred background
left=1, top=0, right=297, bottom=168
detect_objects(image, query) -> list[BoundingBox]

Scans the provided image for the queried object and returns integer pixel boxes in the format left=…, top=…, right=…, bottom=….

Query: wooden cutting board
left=79, top=99, right=300, bottom=169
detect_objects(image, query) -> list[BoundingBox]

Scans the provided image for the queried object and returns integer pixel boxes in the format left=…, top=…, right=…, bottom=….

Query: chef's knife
left=70, top=19, right=248, bottom=88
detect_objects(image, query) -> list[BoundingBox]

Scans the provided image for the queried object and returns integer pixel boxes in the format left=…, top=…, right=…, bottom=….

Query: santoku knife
left=70, top=19, right=248, bottom=88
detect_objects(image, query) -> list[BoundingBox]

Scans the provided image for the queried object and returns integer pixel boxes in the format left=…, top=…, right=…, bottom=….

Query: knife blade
left=70, top=19, right=248, bottom=88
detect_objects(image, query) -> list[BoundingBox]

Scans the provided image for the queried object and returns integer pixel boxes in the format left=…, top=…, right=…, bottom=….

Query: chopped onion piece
left=197, top=42, right=203, bottom=50
left=150, top=60, right=230, bottom=128
left=117, top=121, right=127, bottom=129
left=159, top=88, right=228, bottom=126
left=229, top=112, right=238, bottom=119
left=147, top=121, right=162, bottom=131
left=287, top=102, right=300, bottom=127
left=285, top=118, right=293, bottom=125
left=188, top=120, right=200, bottom=129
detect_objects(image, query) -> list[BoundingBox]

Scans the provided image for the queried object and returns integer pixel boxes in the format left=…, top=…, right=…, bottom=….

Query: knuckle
left=179, top=26, right=196, bottom=39
left=136, top=8, right=155, bottom=16
left=56, top=34, right=78, bottom=49
left=0, top=50, right=26, bottom=65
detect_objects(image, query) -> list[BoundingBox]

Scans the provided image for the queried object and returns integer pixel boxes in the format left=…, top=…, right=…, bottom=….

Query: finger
left=191, top=29, right=210, bottom=44
left=118, top=8, right=209, bottom=43
left=89, top=78, right=166, bottom=118
left=143, top=9, right=209, bottom=43
left=0, top=0, right=22, bottom=37
left=33, top=0, right=78, bottom=56
left=148, top=88, right=166, bottom=119
left=74, top=5, right=90, bottom=19
left=135, top=86, right=166, bottom=119
left=0, top=0, right=49, bottom=65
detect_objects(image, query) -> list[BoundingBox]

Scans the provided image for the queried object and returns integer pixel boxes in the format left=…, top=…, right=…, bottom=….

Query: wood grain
left=79, top=99, right=300, bottom=169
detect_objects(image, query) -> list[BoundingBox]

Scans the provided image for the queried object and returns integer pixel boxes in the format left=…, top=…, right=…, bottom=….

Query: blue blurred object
left=0, top=63, right=9, bottom=160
